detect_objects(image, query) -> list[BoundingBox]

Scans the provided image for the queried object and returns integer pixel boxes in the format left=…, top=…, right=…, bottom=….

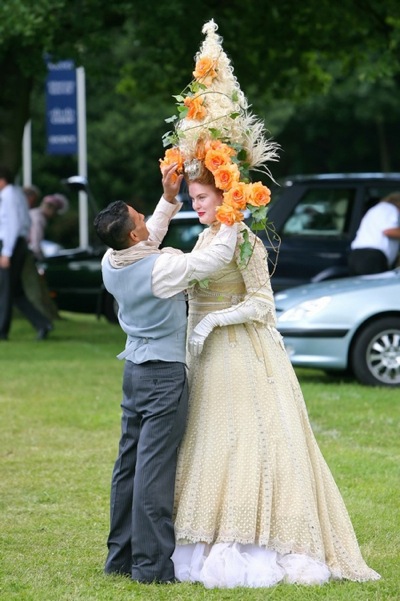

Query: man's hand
left=162, top=163, right=183, bottom=203
left=0, top=255, right=10, bottom=269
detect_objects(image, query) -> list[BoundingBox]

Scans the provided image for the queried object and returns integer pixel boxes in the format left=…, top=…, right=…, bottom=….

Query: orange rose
left=184, top=95, right=207, bottom=120
left=215, top=203, right=244, bottom=226
left=193, top=57, right=217, bottom=86
left=159, top=147, right=184, bottom=182
left=213, top=163, right=241, bottom=191
left=160, top=147, right=184, bottom=171
left=195, top=139, right=207, bottom=160
left=247, top=182, right=271, bottom=207
left=223, top=182, right=248, bottom=211
left=205, top=140, right=236, bottom=158
left=204, top=149, right=231, bottom=173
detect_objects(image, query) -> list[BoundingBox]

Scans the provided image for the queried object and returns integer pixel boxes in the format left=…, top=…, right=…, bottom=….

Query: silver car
left=275, top=269, right=400, bottom=386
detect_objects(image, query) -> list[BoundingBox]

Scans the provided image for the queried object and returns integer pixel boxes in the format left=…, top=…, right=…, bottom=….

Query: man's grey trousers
left=104, top=360, right=188, bottom=582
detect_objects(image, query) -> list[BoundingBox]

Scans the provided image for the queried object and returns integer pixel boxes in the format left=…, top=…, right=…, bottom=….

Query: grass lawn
left=0, top=312, right=399, bottom=600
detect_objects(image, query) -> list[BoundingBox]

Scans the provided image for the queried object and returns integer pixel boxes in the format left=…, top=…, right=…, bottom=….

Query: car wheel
left=103, top=291, right=119, bottom=323
left=351, top=317, right=400, bottom=386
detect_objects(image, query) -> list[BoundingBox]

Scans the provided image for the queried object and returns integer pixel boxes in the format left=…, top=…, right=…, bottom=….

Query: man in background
left=349, top=192, right=400, bottom=275
left=0, top=166, right=53, bottom=340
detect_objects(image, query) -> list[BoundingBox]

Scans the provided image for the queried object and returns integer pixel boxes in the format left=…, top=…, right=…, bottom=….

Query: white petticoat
left=172, top=542, right=331, bottom=588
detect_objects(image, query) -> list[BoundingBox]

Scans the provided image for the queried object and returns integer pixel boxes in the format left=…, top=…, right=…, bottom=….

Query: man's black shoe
left=36, top=324, right=53, bottom=341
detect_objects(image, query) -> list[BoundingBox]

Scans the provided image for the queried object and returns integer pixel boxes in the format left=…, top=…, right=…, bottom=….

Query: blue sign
left=46, top=60, right=77, bottom=155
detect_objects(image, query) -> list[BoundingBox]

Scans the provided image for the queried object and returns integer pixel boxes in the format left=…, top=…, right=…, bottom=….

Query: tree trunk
left=376, top=115, right=391, bottom=173
left=0, top=49, right=33, bottom=177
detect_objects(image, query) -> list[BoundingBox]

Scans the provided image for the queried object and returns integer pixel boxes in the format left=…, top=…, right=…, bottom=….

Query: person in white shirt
left=349, top=192, right=400, bottom=275
left=0, top=166, right=53, bottom=340
left=93, top=163, right=237, bottom=583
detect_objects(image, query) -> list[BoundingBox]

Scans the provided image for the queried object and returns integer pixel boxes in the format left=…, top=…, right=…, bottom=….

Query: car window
left=282, top=188, right=355, bottom=237
left=162, top=222, right=205, bottom=252
left=362, top=185, right=400, bottom=215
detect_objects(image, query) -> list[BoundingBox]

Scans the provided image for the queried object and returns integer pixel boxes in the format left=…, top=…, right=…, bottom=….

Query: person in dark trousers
left=0, top=166, right=53, bottom=341
left=93, top=163, right=237, bottom=583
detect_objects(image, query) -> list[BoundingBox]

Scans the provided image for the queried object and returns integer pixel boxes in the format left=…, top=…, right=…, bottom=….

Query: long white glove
left=188, top=302, right=258, bottom=356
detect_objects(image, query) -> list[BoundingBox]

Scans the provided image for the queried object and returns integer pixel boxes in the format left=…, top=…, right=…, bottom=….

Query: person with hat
left=160, top=20, right=381, bottom=588
left=29, top=193, right=69, bottom=260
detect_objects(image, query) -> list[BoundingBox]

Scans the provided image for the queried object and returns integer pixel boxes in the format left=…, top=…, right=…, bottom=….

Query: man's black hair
left=93, top=201, right=135, bottom=250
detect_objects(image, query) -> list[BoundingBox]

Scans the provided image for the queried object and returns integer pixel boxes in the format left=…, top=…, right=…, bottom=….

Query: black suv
left=40, top=172, right=400, bottom=320
left=263, top=172, right=400, bottom=291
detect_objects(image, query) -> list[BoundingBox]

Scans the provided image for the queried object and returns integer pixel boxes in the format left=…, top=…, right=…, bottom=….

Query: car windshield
left=161, top=220, right=205, bottom=252
left=282, top=187, right=355, bottom=237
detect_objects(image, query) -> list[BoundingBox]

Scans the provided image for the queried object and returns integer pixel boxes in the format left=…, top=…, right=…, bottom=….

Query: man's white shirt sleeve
left=152, top=225, right=237, bottom=298
left=146, top=196, right=182, bottom=245
left=0, top=186, right=20, bottom=257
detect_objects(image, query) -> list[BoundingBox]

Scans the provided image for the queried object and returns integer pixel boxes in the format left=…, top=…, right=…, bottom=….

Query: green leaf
left=198, top=278, right=210, bottom=289
left=238, top=165, right=250, bottom=181
left=177, top=106, right=188, bottom=118
left=251, top=220, right=267, bottom=231
left=190, top=81, right=207, bottom=93
left=172, top=94, right=185, bottom=102
left=164, top=115, right=178, bottom=123
left=162, top=131, right=179, bottom=148
left=209, top=127, right=222, bottom=139
left=239, top=239, right=253, bottom=265
left=188, top=278, right=210, bottom=289
left=248, top=205, right=268, bottom=222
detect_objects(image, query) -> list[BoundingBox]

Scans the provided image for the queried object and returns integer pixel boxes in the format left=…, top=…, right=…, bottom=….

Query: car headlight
left=278, top=296, right=332, bottom=322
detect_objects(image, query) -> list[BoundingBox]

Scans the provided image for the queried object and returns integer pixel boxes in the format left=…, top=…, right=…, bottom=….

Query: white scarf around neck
left=108, top=240, right=181, bottom=268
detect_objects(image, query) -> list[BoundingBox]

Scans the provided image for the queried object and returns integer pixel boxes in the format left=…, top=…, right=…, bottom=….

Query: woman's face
left=189, top=182, right=223, bottom=225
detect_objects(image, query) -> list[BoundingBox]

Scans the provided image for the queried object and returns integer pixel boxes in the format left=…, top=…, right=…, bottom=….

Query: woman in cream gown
left=171, top=180, right=380, bottom=588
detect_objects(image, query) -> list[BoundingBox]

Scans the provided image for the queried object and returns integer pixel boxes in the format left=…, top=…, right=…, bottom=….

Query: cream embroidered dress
left=172, top=223, right=380, bottom=588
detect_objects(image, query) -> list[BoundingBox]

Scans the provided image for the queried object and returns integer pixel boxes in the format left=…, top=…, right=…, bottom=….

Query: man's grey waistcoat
left=102, top=254, right=187, bottom=364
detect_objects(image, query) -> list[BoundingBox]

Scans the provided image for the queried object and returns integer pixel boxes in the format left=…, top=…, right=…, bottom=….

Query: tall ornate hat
left=160, top=19, right=279, bottom=228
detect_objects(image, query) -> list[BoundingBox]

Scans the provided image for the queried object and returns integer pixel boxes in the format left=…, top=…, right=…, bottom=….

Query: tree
left=0, top=0, right=130, bottom=175
left=118, top=0, right=400, bottom=107
left=1, top=0, right=399, bottom=188
left=276, top=78, right=400, bottom=176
